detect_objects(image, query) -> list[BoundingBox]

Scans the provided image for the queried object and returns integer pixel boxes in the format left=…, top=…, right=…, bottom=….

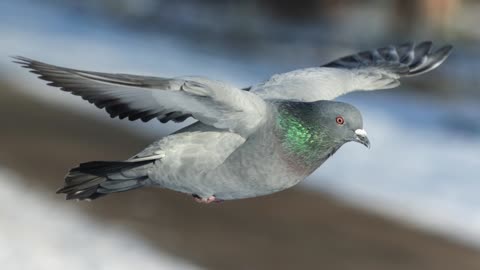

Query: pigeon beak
left=354, top=129, right=370, bottom=149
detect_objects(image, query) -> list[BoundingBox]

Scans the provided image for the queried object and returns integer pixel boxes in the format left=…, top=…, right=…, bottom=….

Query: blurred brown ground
left=1, top=79, right=480, bottom=270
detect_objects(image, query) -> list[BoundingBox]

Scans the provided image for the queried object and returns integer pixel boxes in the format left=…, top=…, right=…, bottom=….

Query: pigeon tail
left=57, top=160, right=154, bottom=200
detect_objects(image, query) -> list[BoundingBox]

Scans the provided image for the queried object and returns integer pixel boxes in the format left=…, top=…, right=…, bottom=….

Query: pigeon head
left=312, top=100, right=370, bottom=149
left=276, top=100, right=369, bottom=166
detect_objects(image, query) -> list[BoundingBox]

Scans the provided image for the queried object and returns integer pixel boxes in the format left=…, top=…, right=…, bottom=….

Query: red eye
left=336, top=116, right=345, bottom=125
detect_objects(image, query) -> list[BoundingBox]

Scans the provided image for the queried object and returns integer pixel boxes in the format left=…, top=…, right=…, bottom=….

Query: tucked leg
left=192, top=194, right=217, bottom=204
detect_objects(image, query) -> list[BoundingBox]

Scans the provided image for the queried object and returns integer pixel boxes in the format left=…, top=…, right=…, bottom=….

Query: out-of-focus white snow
left=0, top=168, right=202, bottom=270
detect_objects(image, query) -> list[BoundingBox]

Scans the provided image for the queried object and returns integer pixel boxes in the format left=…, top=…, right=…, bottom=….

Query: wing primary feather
left=322, top=41, right=452, bottom=77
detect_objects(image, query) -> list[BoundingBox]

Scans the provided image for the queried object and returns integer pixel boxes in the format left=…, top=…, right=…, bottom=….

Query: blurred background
left=1, top=0, right=480, bottom=269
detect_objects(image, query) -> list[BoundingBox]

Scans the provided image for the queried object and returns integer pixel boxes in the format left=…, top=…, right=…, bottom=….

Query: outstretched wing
left=250, top=41, right=452, bottom=101
left=13, top=57, right=266, bottom=137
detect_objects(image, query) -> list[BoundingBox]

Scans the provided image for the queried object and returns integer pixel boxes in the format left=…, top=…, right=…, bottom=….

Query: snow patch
left=0, top=169, right=202, bottom=270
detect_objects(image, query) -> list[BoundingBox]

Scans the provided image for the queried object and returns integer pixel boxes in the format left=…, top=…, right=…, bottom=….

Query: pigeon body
left=13, top=41, right=452, bottom=202
left=146, top=101, right=363, bottom=200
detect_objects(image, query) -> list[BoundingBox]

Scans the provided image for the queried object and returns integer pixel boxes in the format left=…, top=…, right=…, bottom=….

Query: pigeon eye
left=336, top=116, right=345, bottom=125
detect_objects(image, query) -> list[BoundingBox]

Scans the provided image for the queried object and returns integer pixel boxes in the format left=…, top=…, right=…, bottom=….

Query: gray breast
left=204, top=113, right=308, bottom=200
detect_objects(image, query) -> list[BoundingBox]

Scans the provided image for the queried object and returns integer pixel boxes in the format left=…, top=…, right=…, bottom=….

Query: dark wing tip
left=435, top=44, right=454, bottom=57
left=405, top=42, right=453, bottom=76
left=322, top=41, right=453, bottom=77
left=10, top=55, right=29, bottom=61
left=11, top=55, right=35, bottom=67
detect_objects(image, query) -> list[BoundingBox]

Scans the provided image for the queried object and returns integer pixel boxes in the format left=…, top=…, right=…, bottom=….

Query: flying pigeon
left=13, top=41, right=452, bottom=203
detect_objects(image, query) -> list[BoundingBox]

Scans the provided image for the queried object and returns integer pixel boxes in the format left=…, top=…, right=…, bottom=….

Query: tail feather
left=58, top=160, right=153, bottom=201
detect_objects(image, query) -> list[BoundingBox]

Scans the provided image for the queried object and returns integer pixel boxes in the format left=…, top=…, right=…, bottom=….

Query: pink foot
left=193, top=194, right=217, bottom=204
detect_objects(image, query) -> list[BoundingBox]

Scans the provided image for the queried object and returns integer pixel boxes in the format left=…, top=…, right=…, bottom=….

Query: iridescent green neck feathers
left=276, top=105, right=335, bottom=165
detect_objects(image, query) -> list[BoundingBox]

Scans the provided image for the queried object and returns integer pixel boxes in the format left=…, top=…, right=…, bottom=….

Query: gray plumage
left=12, top=41, right=452, bottom=201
